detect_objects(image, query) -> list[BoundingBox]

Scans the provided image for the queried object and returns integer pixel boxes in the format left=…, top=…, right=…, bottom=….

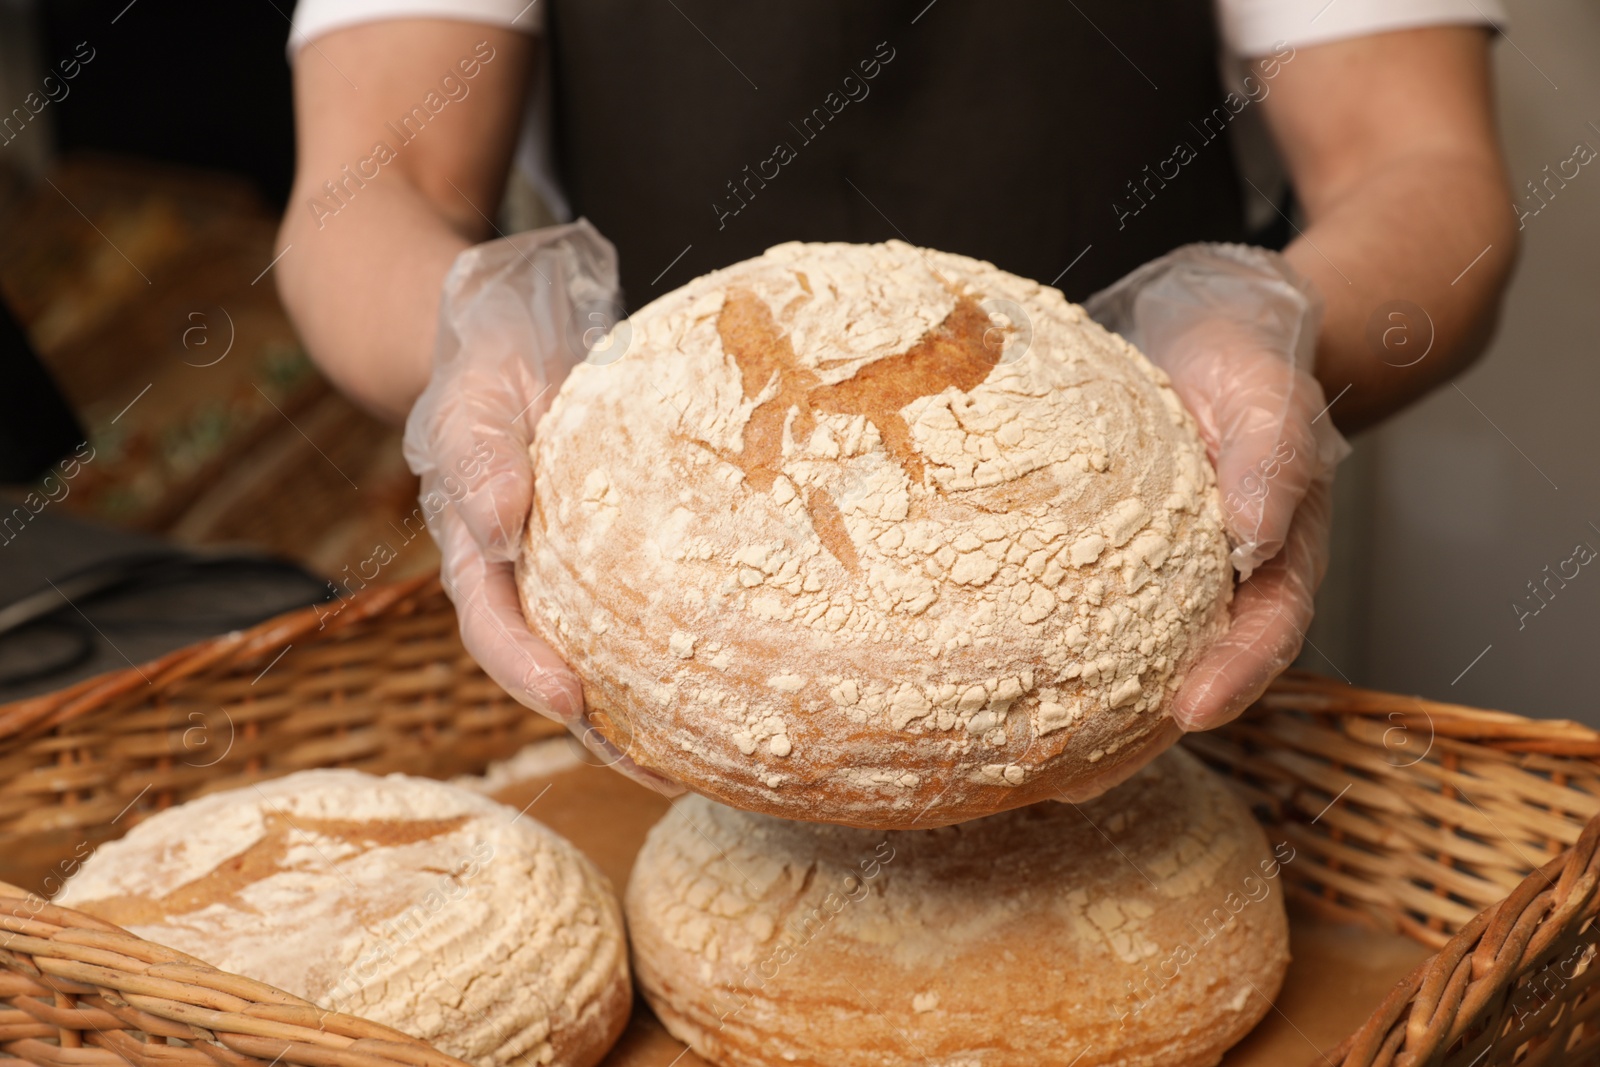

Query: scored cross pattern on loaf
left=717, top=283, right=1003, bottom=574
left=70, top=811, right=470, bottom=928
left=58, top=770, right=633, bottom=1067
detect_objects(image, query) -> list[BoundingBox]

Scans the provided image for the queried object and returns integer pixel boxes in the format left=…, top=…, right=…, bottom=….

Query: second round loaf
left=626, top=748, right=1290, bottom=1067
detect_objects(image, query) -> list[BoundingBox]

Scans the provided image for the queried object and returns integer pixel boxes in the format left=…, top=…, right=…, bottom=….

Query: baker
left=275, top=1, right=1516, bottom=789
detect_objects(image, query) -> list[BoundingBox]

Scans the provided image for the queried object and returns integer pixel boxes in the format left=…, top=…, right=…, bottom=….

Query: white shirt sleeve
left=1217, top=0, right=1506, bottom=56
left=287, top=0, right=541, bottom=58
left=287, top=1, right=1505, bottom=65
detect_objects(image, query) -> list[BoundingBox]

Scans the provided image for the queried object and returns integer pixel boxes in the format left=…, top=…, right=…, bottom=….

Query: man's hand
left=403, top=221, right=682, bottom=796
left=1083, top=26, right=1517, bottom=728
left=1088, top=244, right=1349, bottom=731
left=278, top=22, right=679, bottom=791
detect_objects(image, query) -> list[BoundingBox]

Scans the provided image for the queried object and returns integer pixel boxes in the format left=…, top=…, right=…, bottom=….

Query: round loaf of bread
left=520, top=240, right=1231, bottom=828
left=626, top=748, right=1289, bottom=1067
left=57, top=769, right=630, bottom=1067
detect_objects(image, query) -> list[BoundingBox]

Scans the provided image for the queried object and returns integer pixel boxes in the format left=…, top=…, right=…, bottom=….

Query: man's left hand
left=1086, top=243, right=1350, bottom=731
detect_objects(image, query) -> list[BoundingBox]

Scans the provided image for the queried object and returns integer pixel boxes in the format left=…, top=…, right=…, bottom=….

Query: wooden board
left=491, top=760, right=1434, bottom=1067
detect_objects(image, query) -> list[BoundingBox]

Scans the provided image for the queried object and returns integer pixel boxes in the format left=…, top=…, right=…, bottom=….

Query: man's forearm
left=1287, top=152, right=1516, bottom=433
left=277, top=174, right=477, bottom=423
left=1256, top=26, right=1516, bottom=435
left=276, top=22, right=532, bottom=424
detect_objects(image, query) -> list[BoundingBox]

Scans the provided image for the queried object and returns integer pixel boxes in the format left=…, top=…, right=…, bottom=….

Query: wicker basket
left=0, top=574, right=563, bottom=891
left=0, top=894, right=477, bottom=1067
left=1191, top=679, right=1600, bottom=1064
left=3, top=576, right=1599, bottom=1067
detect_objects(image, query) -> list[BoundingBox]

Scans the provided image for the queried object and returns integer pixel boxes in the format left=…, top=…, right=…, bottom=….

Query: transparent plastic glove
left=403, top=219, right=681, bottom=796
left=1085, top=243, right=1350, bottom=732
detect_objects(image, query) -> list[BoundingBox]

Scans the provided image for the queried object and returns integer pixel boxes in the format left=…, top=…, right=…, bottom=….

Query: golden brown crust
left=626, top=749, right=1290, bottom=1067
left=522, top=241, right=1231, bottom=828
left=554, top=952, right=633, bottom=1067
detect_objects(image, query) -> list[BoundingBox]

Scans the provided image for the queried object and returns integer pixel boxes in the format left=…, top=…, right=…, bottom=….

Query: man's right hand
left=277, top=21, right=678, bottom=791
left=403, top=222, right=683, bottom=797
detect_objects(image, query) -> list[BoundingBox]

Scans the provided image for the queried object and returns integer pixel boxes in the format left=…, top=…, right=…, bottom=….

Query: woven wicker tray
left=3, top=574, right=1598, bottom=1067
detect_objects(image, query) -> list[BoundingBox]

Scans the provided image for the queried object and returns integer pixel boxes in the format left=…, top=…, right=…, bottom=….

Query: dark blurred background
left=0, top=1, right=435, bottom=700
left=31, top=2, right=297, bottom=205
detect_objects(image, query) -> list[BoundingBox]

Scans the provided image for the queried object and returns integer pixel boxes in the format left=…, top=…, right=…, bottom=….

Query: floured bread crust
left=520, top=240, right=1231, bottom=828
left=626, top=748, right=1290, bottom=1067
left=58, top=769, right=630, bottom=1067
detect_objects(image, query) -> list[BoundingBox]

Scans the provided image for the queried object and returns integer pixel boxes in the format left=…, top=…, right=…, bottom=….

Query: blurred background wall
left=1306, top=0, right=1600, bottom=726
